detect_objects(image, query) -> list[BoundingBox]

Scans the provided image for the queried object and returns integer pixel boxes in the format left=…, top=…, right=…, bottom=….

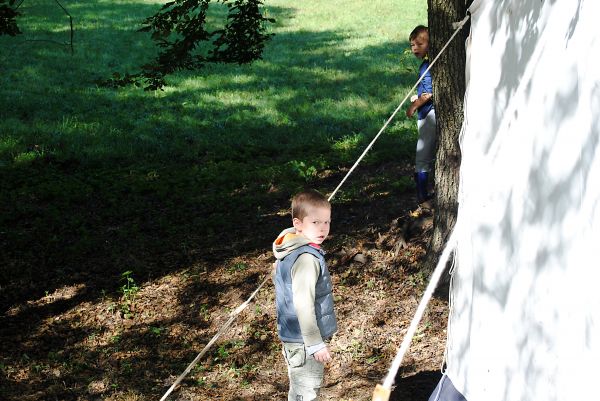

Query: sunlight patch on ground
left=5, top=283, right=86, bottom=317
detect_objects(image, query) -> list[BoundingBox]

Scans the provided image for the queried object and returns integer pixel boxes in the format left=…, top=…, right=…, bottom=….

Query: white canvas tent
left=444, top=0, right=600, bottom=400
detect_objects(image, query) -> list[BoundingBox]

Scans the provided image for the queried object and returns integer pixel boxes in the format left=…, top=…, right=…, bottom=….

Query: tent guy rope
left=329, top=13, right=471, bottom=201
left=372, top=228, right=458, bottom=401
left=159, top=13, right=471, bottom=401
left=372, top=13, right=471, bottom=401
left=159, top=277, right=270, bottom=401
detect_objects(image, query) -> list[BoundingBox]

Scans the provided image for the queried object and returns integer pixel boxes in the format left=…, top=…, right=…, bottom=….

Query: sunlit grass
left=0, top=0, right=427, bottom=291
left=0, top=0, right=427, bottom=177
left=0, top=2, right=428, bottom=399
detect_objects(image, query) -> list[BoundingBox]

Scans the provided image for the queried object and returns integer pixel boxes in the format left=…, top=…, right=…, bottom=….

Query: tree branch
left=100, top=0, right=274, bottom=91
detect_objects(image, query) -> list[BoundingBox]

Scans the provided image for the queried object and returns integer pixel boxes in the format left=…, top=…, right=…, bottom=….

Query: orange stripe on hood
left=274, top=232, right=301, bottom=246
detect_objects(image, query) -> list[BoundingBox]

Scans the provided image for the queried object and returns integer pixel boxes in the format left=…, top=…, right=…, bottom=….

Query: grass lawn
left=0, top=1, right=437, bottom=400
left=1, top=0, right=426, bottom=296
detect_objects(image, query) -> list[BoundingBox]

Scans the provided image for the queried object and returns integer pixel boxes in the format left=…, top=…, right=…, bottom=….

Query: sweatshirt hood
left=273, top=227, right=312, bottom=260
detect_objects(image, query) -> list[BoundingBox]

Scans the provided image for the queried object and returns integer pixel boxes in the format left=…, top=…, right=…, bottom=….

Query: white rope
left=381, top=228, right=457, bottom=390
left=329, top=14, right=471, bottom=201
left=159, top=276, right=270, bottom=401
left=372, top=15, right=470, bottom=399
left=160, top=14, right=471, bottom=400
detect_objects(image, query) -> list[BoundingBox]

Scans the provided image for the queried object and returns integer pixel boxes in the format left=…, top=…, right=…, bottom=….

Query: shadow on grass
left=1, top=2, right=417, bottom=306
left=0, top=2, right=423, bottom=400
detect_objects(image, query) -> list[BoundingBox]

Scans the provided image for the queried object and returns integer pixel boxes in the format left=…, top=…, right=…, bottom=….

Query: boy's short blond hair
left=291, top=189, right=330, bottom=220
left=409, top=25, right=429, bottom=41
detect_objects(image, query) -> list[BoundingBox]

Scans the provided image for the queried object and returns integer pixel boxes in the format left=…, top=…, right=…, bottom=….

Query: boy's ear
left=292, top=217, right=302, bottom=231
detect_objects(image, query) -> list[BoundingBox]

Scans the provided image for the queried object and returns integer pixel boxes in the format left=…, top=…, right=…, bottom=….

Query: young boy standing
left=273, top=189, right=337, bottom=401
left=406, top=25, right=436, bottom=204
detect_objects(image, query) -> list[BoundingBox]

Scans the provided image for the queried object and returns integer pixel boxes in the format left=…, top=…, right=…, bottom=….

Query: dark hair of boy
left=409, top=25, right=429, bottom=41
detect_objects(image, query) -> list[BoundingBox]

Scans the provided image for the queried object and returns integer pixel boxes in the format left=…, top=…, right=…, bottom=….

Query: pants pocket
left=283, top=343, right=306, bottom=368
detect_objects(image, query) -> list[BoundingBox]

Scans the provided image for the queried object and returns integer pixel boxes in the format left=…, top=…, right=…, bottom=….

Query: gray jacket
left=274, top=243, right=337, bottom=344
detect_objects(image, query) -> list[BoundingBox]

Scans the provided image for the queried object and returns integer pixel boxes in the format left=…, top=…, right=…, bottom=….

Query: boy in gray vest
left=273, top=189, right=338, bottom=401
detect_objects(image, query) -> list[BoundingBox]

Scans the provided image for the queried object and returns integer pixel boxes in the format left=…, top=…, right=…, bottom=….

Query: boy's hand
left=313, top=346, right=332, bottom=363
left=406, top=103, right=418, bottom=118
left=406, top=93, right=432, bottom=118
left=420, top=93, right=432, bottom=102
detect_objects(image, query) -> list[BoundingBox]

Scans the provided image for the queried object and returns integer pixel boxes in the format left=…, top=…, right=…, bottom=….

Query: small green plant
left=121, top=361, right=133, bottom=375
left=107, top=302, right=117, bottom=313
left=350, top=339, right=362, bottom=357
left=0, top=363, right=16, bottom=378
left=225, top=362, right=257, bottom=385
left=227, top=262, right=247, bottom=273
left=331, top=132, right=363, bottom=154
left=288, top=160, right=318, bottom=181
left=250, top=325, right=269, bottom=340
left=119, top=270, right=140, bottom=318
left=149, top=326, right=164, bottom=336
left=31, top=363, right=49, bottom=374
left=215, top=344, right=229, bottom=361
left=399, top=47, right=421, bottom=74
left=408, top=271, right=427, bottom=289
left=213, top=340, right=245, bottom=363
left=366, top=354, right=382, bottom=364
left=199, top=304, right=210, bottom=320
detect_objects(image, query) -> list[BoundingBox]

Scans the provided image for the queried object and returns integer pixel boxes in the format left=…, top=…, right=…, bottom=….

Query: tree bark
left=423, top=0, right=471, bottom=292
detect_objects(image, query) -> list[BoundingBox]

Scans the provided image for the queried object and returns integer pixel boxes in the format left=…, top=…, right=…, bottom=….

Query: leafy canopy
left=104, top=0, right=274, bottom=90
left=0, top=0, right=21, bottom=36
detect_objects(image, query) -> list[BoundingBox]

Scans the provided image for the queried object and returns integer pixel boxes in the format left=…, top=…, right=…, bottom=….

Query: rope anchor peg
left=372, top=384, right=392, bottom=401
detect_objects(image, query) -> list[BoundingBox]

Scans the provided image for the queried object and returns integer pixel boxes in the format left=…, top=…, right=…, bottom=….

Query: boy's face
left=293, top=206, right=331, bottom=245
left=410, top=31, right=429, bottom=59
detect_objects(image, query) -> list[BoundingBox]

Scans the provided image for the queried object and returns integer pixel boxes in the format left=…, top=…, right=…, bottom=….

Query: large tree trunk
left=423, top=0, right=470, bottom=291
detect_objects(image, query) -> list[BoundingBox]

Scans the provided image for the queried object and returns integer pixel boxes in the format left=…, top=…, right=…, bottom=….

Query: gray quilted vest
left=274, top=245, right=337, bottom=343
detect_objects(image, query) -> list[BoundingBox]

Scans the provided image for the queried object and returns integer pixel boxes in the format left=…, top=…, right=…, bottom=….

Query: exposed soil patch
left=1, top=166, right=448, bottom=401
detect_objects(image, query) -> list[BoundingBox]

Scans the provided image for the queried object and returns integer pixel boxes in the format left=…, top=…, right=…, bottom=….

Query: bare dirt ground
left=0, top=167, right=449, bottom=401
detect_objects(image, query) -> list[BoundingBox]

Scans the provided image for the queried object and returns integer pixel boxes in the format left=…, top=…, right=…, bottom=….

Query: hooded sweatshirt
left=273, top=227, right=337, bottom=352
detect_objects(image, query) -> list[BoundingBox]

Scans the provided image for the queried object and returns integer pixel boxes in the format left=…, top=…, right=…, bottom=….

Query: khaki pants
left=282, top=342, right=325, bottom=401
